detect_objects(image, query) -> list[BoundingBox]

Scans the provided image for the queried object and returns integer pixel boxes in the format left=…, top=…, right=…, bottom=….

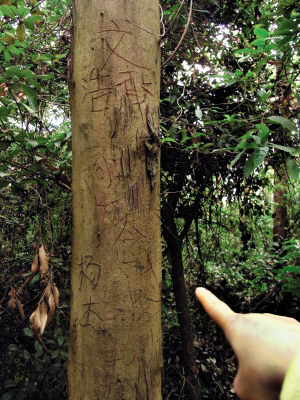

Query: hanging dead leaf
left=31, top=254, right=39, bottom=274
left=31, top=307, right=41, bottom=337
left=52, top=284, right=59, bottom=309
left=8, top=297, right=16, bottom=314
left=46, top=292, right=56, bottom=327
left=29, top=308, right=38, bottom=326
left=44, top=283, right=51, bottom=305
left=39, top=301, right=48, bottom=336
left=37, top=335, right=47, bottom=350
left=39, top=245, right=49, bottom=280
left=15, top=298, right=25, bottom=320
left=17, top=254, right=39, bottom=295
left=8, top=287, right=16, bottom=297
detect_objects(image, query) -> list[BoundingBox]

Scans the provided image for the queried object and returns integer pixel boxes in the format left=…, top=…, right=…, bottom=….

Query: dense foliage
left=0, top=0, right=300, bottom=399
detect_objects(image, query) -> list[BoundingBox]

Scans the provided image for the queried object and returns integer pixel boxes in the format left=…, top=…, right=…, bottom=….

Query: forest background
left=0, top=0, right=300, bottom=399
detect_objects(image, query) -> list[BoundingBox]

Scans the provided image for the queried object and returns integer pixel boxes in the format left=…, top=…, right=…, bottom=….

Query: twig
left=163, top=0, right=186, bottom=39
left=252, top=280, right=283, bottom=312
left=161, top=0, right=193, bottom=68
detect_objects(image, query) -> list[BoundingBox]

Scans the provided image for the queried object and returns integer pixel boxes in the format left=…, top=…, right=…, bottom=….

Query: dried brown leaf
left=39, top=301, right=48, bottom=336
left=15, top=298, right=25, bottom=320
left=44, top=283, right=51, bottom=305
left=52, top=284, right=59, bottom=309
left=31, top=307, right=41, bottom=337
left=37, top=335, right=47, bottom=350
left=8, top=287, right=16, bottom=297
left=8, top=297, right=16, bottom=314
left=39, top=245, right=49, bottom=279
left=31, top=254, right=39, bottom=274
left=46, top=292, right=56, bottom=327
left=29, top=308, right=37, bottom=326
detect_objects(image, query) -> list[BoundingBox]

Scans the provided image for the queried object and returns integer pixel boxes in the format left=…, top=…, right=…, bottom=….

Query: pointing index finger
left=195, top=287, right=235, bottom=331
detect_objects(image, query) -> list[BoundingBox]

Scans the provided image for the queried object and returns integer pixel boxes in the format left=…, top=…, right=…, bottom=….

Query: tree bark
left=68, top=1, right=163, bottom=399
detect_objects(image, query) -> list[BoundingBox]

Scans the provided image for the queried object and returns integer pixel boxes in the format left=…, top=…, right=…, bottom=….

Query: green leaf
left=8, top=344, right=19, bottom=351
left=195, top=108, right=202, bottom=119
left=236, top=141, right=256, bottom=150
left=19, top=69, right=33, bottom=79
left=230, top=150, right=245, bottom=168
left=256, top=123, right=270, bottom=145
left=0, top=107, right=8, bottom=119
left=0, top=181, right=10, bottom=189
left=268, top=116, right=297, bottom=131
left=7, top=44, right=20, bottom=56
left=251, top=38, right=265, bottom=46
left=24, top=19, right=34, bottom=31
left=35, top=341, right=44, bottom=352
left=16, top=22, right=26, bottom=42
left=23, top=327, right=32, bottom=337
left=254, top=27, right=269, bottom=39
left=26, top=15, right=43, bottom=22
left=286, top=159, right=299, bottom=180
left=38, top=54, right=53, bottom=61
left=58, top=336, right=64, bottom=346
left=23, top=349, right=30, bottom=360
left=21, top=84, right=36, bottom=98
left=28, top=97, right=38, bottom=111
left=271, top=144, right=294, bottom=154
left=0, top=4, right=15, bottom=18
left=35, top=74, right=55, bottom=80
left=5, top=66, right=22, bottom=78
left=15, top=5, right=29, bottom=18
left=26, top=139, right=38, bottom=147
left=3, top=49, right=12, bottom=62
left=253, top=146, right=268, bottom=169
left=162, top=137, right=177, bottom=143
left=0, top=141, right=11, bottom=151
left=51, top=349, right=60, bottom=358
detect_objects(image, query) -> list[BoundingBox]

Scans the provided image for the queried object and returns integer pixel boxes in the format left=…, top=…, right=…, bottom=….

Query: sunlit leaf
left=254, top=27, right=269, bottom=39
left=0, top=4, right=15, bottom=18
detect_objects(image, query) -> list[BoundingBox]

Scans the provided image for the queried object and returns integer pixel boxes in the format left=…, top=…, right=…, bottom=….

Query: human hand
left=195, top=287, right=300, bottom=400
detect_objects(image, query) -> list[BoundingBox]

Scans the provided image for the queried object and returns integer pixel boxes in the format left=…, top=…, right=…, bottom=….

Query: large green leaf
left=21, top=84, right=37, bottom=99
left=271, top=144, right=294, bottom=154
left=0, top=4, right=15, bottom=18
left=268, top=116, right=297, bottom=131
left=253, top=146, right=268, bottom=169
left=254, top=27, right=269, bottom=39
left=286, top=159, right=299, bottom=180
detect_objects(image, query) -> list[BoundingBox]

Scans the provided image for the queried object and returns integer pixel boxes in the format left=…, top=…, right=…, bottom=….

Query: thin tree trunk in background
left=162, top=169, right=200, bottom=400
left=67, top=1, right=163, bottom=398
left=162, top=205, right=199, bottom=400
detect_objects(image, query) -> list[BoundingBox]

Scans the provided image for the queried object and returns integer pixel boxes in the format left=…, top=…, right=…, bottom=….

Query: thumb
left=195, top=287, right=235, bottom=331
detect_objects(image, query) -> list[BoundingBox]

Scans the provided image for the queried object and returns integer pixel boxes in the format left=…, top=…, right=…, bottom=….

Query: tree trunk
left=67, top=1, right=163, bottom=399
left=162, top=207, right=199, bottom=400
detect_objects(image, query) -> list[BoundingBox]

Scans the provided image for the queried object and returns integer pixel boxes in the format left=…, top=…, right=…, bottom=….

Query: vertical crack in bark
left=145, top=105, right=160, bottom=190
